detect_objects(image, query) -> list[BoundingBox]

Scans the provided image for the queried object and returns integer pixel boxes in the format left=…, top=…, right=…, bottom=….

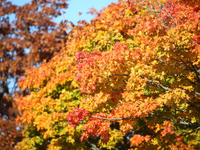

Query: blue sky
left=10, top=0, right=119, bottom=25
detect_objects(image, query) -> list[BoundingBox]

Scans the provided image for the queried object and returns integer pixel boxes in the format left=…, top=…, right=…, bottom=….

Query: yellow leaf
left=191, top=117, right=196, bottom=123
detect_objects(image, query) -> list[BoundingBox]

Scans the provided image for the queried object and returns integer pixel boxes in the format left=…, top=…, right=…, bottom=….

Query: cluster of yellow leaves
left=15, top=53, right=86, bottom=149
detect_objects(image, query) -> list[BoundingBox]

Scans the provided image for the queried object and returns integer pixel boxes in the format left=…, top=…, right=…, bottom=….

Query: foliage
left=0, top=0, right=68, bottom=149
left=16, top=0, right=200, bottom=149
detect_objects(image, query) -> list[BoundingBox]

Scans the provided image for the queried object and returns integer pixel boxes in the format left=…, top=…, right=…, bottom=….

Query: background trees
left=0, top=0, right=68, bottom=149
left=16, top=0, right=200, bottom=149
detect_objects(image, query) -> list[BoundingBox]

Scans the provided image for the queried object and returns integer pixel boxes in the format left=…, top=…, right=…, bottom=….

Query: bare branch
left=92, top=114, right=200, bottom=129
left=140, top=75, right=170, bottom=91
left=150, top=113, right=200, bottom=127
left=91, top=115, right=134, bottom=121
left=140, top=75, right=200, bottom=96
left=180, top=126, right=200, bottom=136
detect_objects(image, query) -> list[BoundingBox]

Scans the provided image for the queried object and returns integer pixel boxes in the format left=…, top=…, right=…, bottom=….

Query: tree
left=0, top=0, right=68, bottom=149
left=16, top=0, right=200, bottom=149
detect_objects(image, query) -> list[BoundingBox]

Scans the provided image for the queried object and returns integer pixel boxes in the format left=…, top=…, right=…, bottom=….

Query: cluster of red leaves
left=67, top=109, right=112, bottom=144
left=160, top=1, right=178, bottom=18
left=161, top=121, right=175, bottom=137
left=127, top=0, right=135, bottom=8
left=160, top=0, right=200, bottom=28
left=127, top=0, right=138, bottom=13
left=193, top=36, right=200, bottom=44
left=75, top=50, right=101, bottom=70
left=80, top=114, right=111, bottom=144
left=130, top=134, right=151, bottom=146
left=75, top=42, right=140, bottom=94
left=75, top=50, right=102, bottom=93
left=66, top=107, right=90, bottom=128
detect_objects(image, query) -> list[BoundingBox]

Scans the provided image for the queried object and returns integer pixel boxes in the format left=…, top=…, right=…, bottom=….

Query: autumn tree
left=16, top=0, right=200, bottom=149
left=0, top=0, right=68, bottom=149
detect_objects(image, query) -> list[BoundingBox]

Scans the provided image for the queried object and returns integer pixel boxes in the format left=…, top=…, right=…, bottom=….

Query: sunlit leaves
left=130, top=134, right=151, bottom=147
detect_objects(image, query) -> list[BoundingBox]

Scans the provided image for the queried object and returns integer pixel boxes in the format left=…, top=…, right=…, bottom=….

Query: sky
left=10, top=0, right=119, bottom=25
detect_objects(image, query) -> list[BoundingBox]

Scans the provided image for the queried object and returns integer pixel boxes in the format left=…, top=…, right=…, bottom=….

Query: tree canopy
left=16, top=0, right=200, bottom=149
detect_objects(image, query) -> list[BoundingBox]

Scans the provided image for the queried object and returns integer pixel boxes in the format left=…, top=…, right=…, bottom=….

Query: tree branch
left=140, top=75, right=200, bottom=96
left=180, top=126, right=200, bottom=136
left=91, top=115, right=134, bottom=121
left=150, top=113, right=200, bottom=128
